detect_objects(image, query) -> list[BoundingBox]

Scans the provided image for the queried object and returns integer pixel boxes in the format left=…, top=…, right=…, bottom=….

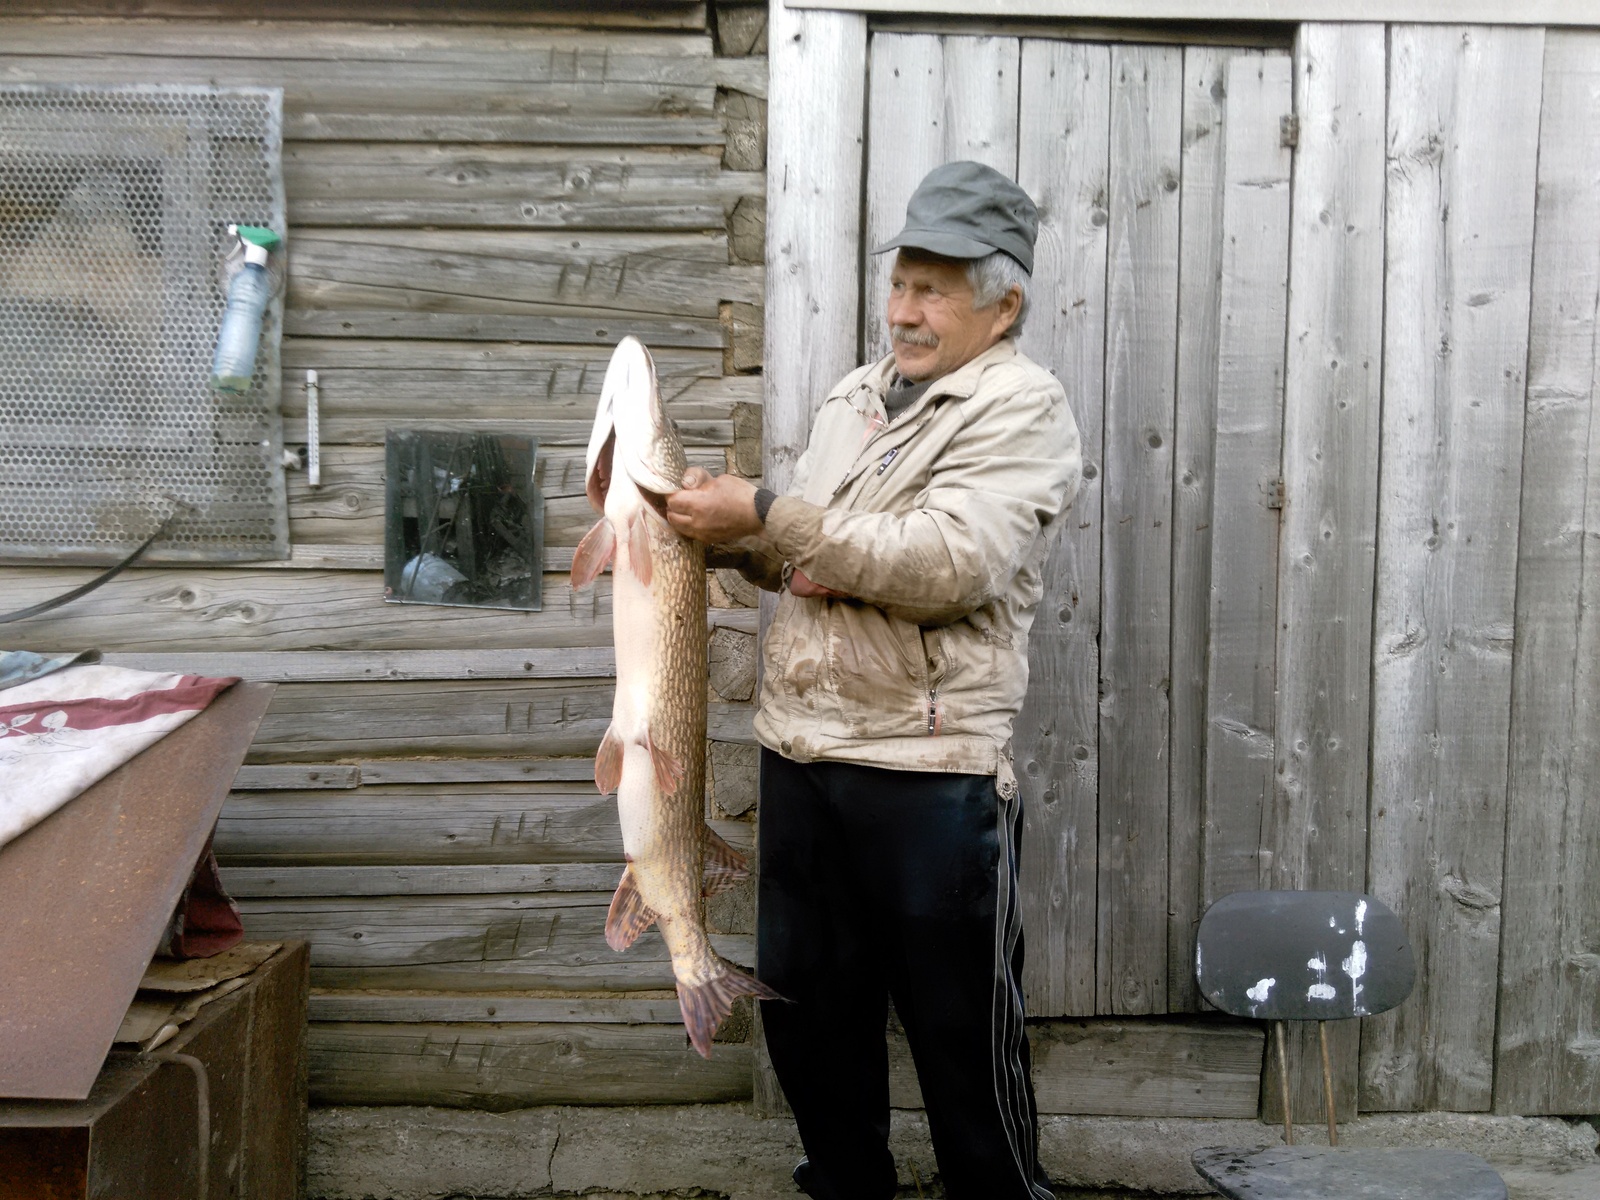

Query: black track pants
left=756, top=749, right=1055, bottom=1200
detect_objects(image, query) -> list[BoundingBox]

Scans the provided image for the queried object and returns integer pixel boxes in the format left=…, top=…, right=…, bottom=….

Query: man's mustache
left=891, top=325, right=939, bottom=348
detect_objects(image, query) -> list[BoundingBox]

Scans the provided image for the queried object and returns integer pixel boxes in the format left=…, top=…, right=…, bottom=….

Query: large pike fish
left=572, top=335, right=779, bottom=1058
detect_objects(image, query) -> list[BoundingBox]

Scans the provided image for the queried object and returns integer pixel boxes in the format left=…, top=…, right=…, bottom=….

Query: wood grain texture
left=1495, top=30, right=1600, bottom=1119
left=1267, top=22, right=1387, bottom=1124
left=888, top=1017, right=1263, bottom=1118
left=1200, top=55, right=1291, bottom=912
left=1362, top=23, right=1544, bottom=1114
left=0, top=569, right=609, bottom=653
left=106, top=647, right=617, bottom=682
left=285, top=145, right=758, bottom=230
left=309, top=1022, right=751, bottom=1108
left=2, top=5, right=707, bottom=30
left=757, top=11, right=865, bottom=1114
left=286, top=230, right=760, bottom=320
left=236, top=892, right=754, bottom=990
left=308, top=994, right=685, bottom=1023
left=762, top=2, right=866, bottom=497
left=862, top=32, right=1020, bottom=364
left=1096, top=43, right=1183, bottom=1017
left=1165, top=44, right=1235, bottom=1014
left=0, top=19, right=728, bottom=143
left=1014, top=37, right=1109, bottom=1019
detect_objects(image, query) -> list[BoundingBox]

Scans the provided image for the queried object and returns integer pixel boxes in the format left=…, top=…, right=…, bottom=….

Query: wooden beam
left=310, top=1022, right=751, bottom=1108
left=104, top=648, right=618, bottom=682
left=1495, top=30, right=1600, bottom=1119
left=1165, top=44, right=1237, bottom=1014
left=307, top=994, right=684, bottom=1024
left=1363, top=23, right=1543, bottom=1115
left=1014, top=37, right=1110, bottom=1019
left=888, top=1017, right=1263, bottom=1119
left=218, top=788, right=631, bottom=865
left=784, top=0, right=1597, bottom=25
left=285, top=145, right=759, bottom=230
left=1267, top=21, right=1386, bottom=1125
left=0, top=4, right=708, bottom=29
left=1200, top=54, right=1291, bottom=916
left=1096, top=43, right=1183, bottom=1017
left=234, top=892, right=754, bottom=990
left=0, top=568, right=610, bottom=653
left=762, top=0, right=866, bottom=497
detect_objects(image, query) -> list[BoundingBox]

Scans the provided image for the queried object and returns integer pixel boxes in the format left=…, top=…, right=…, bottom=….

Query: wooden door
left=860, top=32, right=1293, bottom=1019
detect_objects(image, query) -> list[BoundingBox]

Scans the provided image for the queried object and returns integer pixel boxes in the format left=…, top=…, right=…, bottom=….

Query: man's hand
left=665, top=467, right=763, bottom=543
left=789, top=568, right=847, bottom=600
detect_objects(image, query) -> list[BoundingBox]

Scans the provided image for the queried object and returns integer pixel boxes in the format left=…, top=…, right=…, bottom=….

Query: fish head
left=589, top=336, right=687, bottom=509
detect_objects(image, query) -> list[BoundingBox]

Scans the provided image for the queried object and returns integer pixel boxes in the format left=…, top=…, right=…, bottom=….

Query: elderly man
left=665, top=161, right=1081, bottom=1200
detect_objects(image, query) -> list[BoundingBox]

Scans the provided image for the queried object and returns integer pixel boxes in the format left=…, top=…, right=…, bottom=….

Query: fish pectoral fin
left=595, top=723, right=624, bottom=795
left=628, top=510, right=653, bottom=587
left=604, top=865, right=658, bottom=952
left=644, top=728, right=685, bottom=794
left=677, top=963, right=785, bottom=1059
left=571, top=518, right=616, bottom=588
left=701, top=826, right=750, bottom=895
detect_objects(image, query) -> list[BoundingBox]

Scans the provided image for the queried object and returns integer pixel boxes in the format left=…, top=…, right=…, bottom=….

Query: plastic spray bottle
left=210, top=224, right=282, bottom=394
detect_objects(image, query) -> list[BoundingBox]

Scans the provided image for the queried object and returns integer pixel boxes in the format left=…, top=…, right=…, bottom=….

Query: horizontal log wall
left=0, top=2, right=769, bottom=1109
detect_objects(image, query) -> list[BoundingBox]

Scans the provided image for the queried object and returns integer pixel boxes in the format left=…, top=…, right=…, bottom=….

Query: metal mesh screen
left=0, top=84, right=288, bottom=563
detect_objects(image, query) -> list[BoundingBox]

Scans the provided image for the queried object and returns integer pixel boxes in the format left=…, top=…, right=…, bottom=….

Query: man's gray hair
left=967, top=250, right=1031, bottom=337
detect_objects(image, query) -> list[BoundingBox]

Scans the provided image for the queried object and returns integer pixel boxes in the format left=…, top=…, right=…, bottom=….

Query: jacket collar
left=857, top=335, right=1020, bottom=406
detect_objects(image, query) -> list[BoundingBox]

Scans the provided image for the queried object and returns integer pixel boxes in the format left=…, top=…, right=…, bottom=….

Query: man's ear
left=992, top=284, right=1022, bottom=336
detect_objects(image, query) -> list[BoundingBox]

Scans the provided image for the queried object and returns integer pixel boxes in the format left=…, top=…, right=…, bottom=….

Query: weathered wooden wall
left=0, top=1, right=772, bottom=1109
left=800, top=16, right=1600, bottom=1117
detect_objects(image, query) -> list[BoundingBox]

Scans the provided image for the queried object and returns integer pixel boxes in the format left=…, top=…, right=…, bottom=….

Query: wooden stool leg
left=1318, top=1021, right=1338, bottom=1146
left=1275, top=1021, right=1294, bottom=1146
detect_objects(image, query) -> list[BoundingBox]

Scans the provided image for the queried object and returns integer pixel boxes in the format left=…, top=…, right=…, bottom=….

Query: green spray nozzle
left=229, top=224, right=281, bottom=251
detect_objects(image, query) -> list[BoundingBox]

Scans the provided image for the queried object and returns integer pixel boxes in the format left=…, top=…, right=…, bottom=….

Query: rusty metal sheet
left=0, top=681, right=275, bottom=1100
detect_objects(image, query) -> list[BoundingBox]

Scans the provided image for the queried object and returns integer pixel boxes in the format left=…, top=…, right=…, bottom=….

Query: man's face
left=886, top=251, right=1016, bottom=382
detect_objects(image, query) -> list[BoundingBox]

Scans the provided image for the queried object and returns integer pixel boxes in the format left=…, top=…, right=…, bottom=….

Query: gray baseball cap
left=872, top=160, right=1038, bottom=274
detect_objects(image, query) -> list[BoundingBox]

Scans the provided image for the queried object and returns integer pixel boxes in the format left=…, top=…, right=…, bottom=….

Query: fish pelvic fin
left=628, top=509, right=653, bottom=587
left=604, top=864, right=658, bottom=952
left=678, top=963, right=784, bottom=1059
left=702, top=826, right=749, bottom=896
left=571, top=518, right=616, bottom=588
left=645, top=727, right=685, bottom=794
left=595, top=722, right=624, bottom=795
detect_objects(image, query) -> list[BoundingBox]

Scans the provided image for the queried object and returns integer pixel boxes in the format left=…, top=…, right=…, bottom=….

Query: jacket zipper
left=926, top=688, right=943, bottom=736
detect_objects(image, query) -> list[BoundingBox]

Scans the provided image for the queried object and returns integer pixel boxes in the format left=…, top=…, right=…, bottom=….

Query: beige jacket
left=740, top=337, right=1081, bottom=777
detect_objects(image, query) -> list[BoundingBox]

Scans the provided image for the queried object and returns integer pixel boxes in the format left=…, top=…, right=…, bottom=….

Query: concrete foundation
left=309, top=1104, right=1599, bottom=1199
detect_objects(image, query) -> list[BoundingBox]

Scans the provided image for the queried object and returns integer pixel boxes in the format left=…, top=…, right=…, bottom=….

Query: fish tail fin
left=571, top=518, right=616, bottom=588
left=645, top=727, right=685, bottom=794
left=702, top=826, right=749, bottom=895
left=604, top=864, right=657, bottom=952
left=628, top=510, right=653, bottom=586
left=595, top=722, right=624, bottom=795
left=678, top=964, right=785, bottom=1059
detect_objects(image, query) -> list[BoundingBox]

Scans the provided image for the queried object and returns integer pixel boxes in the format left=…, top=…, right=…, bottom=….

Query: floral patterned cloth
left=0, top=663, right=238, bottom=851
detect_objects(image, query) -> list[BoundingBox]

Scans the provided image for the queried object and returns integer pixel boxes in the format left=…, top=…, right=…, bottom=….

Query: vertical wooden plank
left=1363, top=24, right=1544, bottom=1114
left=1201, top=55, right=1292, bottom=917
left=862, top=33, right=1020, bottom=364
left=764, top=0, right=867, bottom=496
left=1495, top=29, right=1600, bottom=1118
left=1097, top=43, right=1183, bottom=1016
left=1268, top=22, right=1387, bottom=1121
left=1015, top=38, right=1111, bottom=1018
left=758, top=0, right=868, bottom=1114
left=1166, top=44, right=1235, bottom=1014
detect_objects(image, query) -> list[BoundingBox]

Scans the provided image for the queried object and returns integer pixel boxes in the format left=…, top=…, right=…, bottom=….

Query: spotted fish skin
left=573, top=336, right=778, bottom=1058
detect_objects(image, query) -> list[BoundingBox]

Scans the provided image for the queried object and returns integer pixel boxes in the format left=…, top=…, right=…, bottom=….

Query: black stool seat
left=1192, top=1144, right=1509, bottom=1200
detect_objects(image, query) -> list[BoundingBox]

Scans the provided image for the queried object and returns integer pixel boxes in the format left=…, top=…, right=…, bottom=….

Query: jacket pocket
left=826, top=604, right=928, bottom=740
